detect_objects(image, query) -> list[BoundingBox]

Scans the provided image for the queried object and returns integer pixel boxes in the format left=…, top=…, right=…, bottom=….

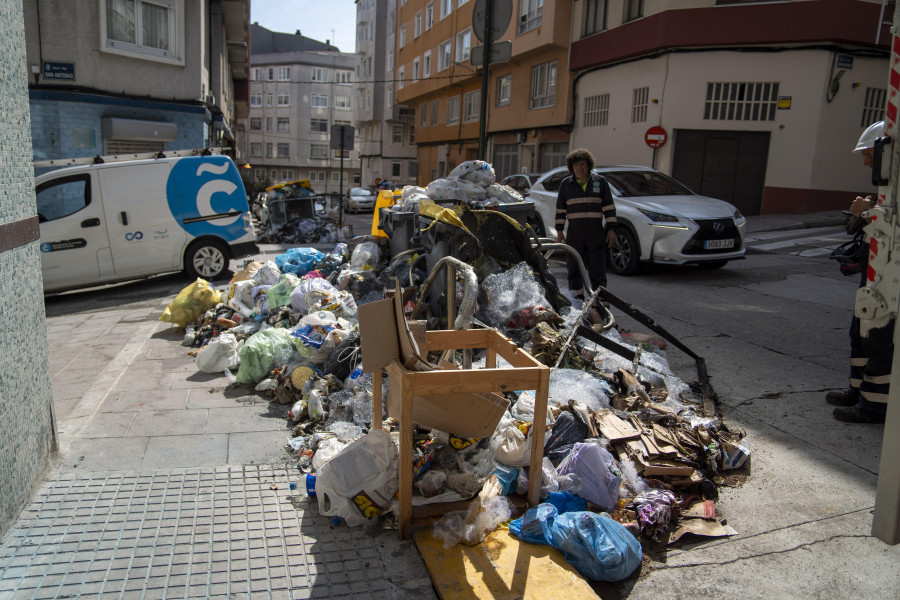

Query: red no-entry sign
left=645, top=126, right=667, bottom=148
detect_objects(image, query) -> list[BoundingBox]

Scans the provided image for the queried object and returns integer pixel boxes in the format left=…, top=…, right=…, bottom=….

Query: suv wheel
left=527, top=217, right=546, bottom=238
left=608, top=228, right=641, bottom=276
left=185, top=240, right=229, bottom=281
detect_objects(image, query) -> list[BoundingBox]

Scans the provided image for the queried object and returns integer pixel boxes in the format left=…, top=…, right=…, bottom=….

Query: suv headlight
left=638, top=208, right=679, bottom=223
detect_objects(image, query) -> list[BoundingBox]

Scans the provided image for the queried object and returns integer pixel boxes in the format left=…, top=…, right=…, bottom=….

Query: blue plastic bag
left=547, top=511, right=642, bottom=582
left=276, top=247, right=324, bottom=276
left=545, top=491, right=587, bottom=514
left=509, top=503, right=642, bottom=582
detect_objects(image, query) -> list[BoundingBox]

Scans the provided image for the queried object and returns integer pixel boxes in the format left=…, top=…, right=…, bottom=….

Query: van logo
left=166, top=157, right=245, bottom=243
left=124, top=231, right=143, bottom=241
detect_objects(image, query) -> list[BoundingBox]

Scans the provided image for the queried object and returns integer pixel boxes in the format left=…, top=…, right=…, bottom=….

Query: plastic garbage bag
left=425, top=177, right=468, bottom=203
left=633, top=489, right=676, bottom=541
left=315, top=430, right=399, bottom=527
left=311, top=436, right=348, bottom=471
left=234, top=328, right=297, bottom=384
left=232, top=261, right=265, bottom=282
left=252, top=261, right=282, bottom=285
left=448, top=160, right=495, bottom=187
left=276, top=247, right=325, bottom=277
left=543, top=411, right=589, bottom=466
left=490, top=416, right=532, bottom=467
left=290, top=277, right=338, bottom=314
left=265, top=273, right=302, bottom=309
left=486, top=183, right=524, bottom=204
left=556, top=443, right=621, bottom=512
left=160, top=279, right=221, bottom=327
left=322, top=333, right=361, bottom=381
left=477, top=262, right=552, bottom=331
left=415, top=470, right=447, bottom=498
left=510, top=503, right=642, bottom=582
left=349, top=241, right=382, bottom=270
left=196, top=332, right=240, bottom=373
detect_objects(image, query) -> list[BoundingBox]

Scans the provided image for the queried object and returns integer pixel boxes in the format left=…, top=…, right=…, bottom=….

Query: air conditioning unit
left=204, top=94, right=215, bottom=105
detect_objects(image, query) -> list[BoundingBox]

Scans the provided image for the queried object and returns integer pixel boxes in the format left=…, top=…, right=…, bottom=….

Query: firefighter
left=827, top=121, right=892, bottom=424
left=555, top=148, right=617, bottom=299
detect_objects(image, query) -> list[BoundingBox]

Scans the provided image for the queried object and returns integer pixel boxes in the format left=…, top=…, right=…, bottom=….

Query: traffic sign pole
left=477, top=0, right=493, bottom=160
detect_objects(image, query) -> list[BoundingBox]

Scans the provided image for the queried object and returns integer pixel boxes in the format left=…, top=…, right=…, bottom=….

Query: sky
left=250, top=0, right=359, bottom=54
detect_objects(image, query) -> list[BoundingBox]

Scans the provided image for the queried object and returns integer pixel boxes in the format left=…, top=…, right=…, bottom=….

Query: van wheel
left=185, top=240, right=229, bottom=281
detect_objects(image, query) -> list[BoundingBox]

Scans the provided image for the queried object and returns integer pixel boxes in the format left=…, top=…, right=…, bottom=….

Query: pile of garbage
left=255, top=215, right=351, bottom=245
left=158, top=160, right=750, bottom=584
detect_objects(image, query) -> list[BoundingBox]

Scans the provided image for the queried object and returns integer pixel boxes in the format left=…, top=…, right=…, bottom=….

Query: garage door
left=672, top=130, right=769, bottom=216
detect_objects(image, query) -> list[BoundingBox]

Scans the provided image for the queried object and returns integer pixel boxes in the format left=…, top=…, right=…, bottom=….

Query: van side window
left=36, top=175, right=91, bottom=222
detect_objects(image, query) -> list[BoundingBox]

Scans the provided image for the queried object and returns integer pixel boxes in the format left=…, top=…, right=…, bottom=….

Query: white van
left=36, top=154, right=258, bottom=293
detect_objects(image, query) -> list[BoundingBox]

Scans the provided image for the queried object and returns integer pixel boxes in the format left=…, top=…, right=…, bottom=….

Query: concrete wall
left=0, top=0, right=55, bottom=538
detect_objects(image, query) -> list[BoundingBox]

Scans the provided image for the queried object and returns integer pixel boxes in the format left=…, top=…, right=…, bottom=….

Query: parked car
left=500, top=173, right=542, bottom=196
left=343, top=187, right=376, bottom=213
left=526, top=165, right=746, bottom=275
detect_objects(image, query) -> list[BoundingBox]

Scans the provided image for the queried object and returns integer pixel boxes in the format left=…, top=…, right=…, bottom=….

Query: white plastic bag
left=315, top=430, right=400, bottom=527
left=350, top=241, right=382, bottom=270
left=290, top=278, right=338, bottom=314
left=312, top=436, right=348, bottom=471
left=195, top=333, right=240, bottom=373
left=490, top=420, right=531, bottom=467
left=252, top=261, right=282, bottom=286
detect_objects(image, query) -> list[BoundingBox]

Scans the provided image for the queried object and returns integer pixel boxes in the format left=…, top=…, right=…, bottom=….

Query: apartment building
left=567, top=0, right=891, bottom=215
left=355, top=0, right=419, bottom=188
left=394, top=0, right=574, bottom=183
left=24, top=0, right=249, bottom=164
left=242, top=24, right=360, bottom=194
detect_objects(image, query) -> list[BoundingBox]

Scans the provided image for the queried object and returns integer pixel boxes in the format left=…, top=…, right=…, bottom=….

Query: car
left=343, top=187, right=376, bottom=213
left=500, top=173, right=542, bottom=196
left=526, top=165, right=747, bottom=275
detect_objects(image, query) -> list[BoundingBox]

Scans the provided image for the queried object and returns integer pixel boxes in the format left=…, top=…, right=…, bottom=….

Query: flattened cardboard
left=683, top=500, right=717, bottom=519
left=668, top=518, right=738, bottom=544
left=358, top=298, right=400, bottom=371
left=595, top=411, right=640, bottom=442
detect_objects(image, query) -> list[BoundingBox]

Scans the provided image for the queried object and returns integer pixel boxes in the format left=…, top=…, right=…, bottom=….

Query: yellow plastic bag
left=160, top=278, right=222, bottom=327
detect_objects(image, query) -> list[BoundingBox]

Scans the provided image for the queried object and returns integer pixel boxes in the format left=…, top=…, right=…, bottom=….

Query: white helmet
left=854, top=121, right=885, bottom=152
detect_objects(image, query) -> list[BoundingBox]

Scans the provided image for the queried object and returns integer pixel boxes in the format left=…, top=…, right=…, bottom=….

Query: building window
left=398, top=66, right=405, bottom=89
left=456, top=28, right=471, bottom=63
left=333, top=149, right=349, bottom=159
left=277, top=66, right=290, bottom=80
left=704, top=82, right=779, bottom=121
left=392, top=161, right=402, bottom=177
left=438, top=40, right=452, bottom=71
left=277, top=117, right=290, bottom=132
left=530, top=60, right=556, bottom=109
left=399, top=23, right=406, bottom=48
left=266, top=143, right=273, bottom=158
left=862, top=87, right=887, bottom=127
left=335, top=96, right=352, bottom=109
left=625, top=0, right=643, bottom=22
left=584, top=93, right=609, bottom=127
left=420, top=102, right=428, bottom=127
left=336, top=70, right=352, bottom=84
left=496, top=74, right=511, bottom=106
left=387, top=50, right=394, bottom=72
left=277, top=143, right=290, bottom=158
left=252, top=67, right=263, bottom=81
left=519, top=0, right=543, bottom=34
left=282, top=170, right=294, bottom=181
left=415, top=11, right=422, bottom=37
left=464, top=90, right=480, bottom=122
left=250, top=142, right=262, bottom=157
left=271, top=169, right=277, bottom=181
left=250, top=117, right=262, bottom=131
left=311, top=119, right=328, bottom=133
left=393, top=124, right=403, bottom=144
left=447, top=95, right=460, bottom=124
left=631, top=87, right=648, bottom=122
left=250, top=94, right=262, bottom=107
left=409, top=161, right=419, bottom=178
left=413, top=57, right=420, bottom=83
left=309, top=171, right=326, bottom=183
left=431, top=99, right=439, bottom=125
left=440, top=0, right=452, bottom=19
left=267, top=67, right=274, bottom=80
left=312, top=67, right=328, bottom=82
left=277, top=94, right=290, bottom=106
left=266, top=94, right=273, bottom=107
left=311, top=94, right=328, bottom=107
left=425, top=2, right=434, bottom=29
left=493, top=144, right=518, bottom=179
left=389, top=10, right=395, bottom=34
left=311, top=144, right=329, bottom=159
left=266, top=117, right=273, bottom=131
left=102, top=0, right=181, bottom=62
left=423, top=50, right=432, bottom=78
left=584, top=0, right=606, bottom=36
left=539, top=142, right=568, bottom=173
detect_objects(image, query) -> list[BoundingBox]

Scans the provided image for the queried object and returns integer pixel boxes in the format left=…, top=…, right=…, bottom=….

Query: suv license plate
left=704, top=239, right=735, bottom=250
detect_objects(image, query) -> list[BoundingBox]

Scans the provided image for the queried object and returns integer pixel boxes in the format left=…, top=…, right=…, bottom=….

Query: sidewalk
left=0, top=209, right=865, bottom=599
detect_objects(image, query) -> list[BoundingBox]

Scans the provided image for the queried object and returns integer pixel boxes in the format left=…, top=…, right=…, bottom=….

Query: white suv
left=527, top=165, right=747, bottom=275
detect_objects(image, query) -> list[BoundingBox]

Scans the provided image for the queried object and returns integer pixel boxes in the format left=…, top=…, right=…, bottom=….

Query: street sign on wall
left=645, top=126, right=667, bottom=148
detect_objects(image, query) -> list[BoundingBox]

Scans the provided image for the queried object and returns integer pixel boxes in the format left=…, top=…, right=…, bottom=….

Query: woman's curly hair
left=565, top=148, right=596, bottom=176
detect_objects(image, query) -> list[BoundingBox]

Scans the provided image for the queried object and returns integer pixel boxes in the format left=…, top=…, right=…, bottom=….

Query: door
left=100, top=162, right=186, bottom=276
left=37, top=173, right=108, bottom=290
left=672, top=130, right=770, bottom=215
